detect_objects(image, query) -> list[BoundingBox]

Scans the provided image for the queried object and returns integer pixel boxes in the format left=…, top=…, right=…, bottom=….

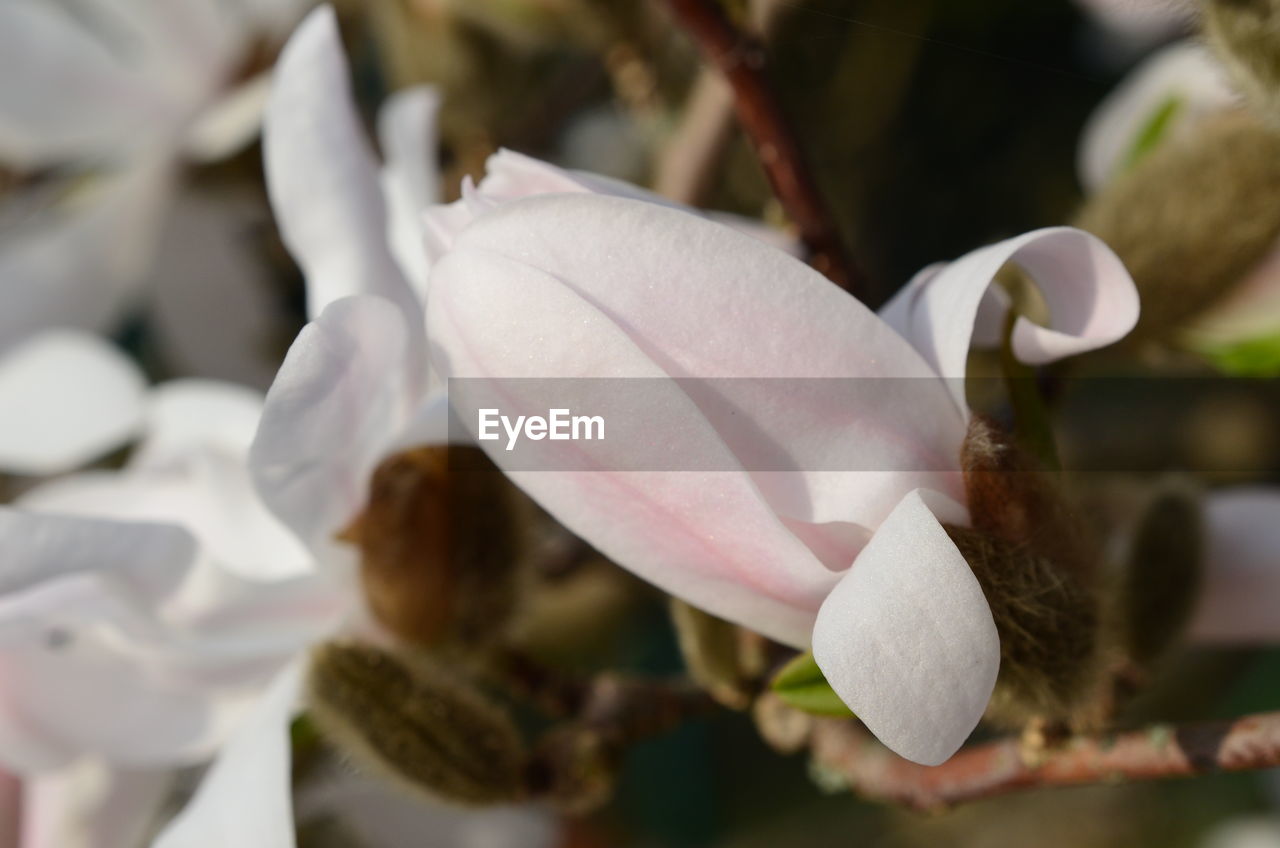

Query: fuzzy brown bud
left=306, top=642, right=528, bottom=805
left=1203, top=0, right=1280, bottom=123
left=1115, top=482, right=1205, bottom=665
left=1074, top=110, right=1280, bottom=341
left=343, top=445, right=520, bottom=648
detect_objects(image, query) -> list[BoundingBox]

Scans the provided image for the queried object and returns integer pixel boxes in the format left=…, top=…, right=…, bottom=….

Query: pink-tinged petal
left=1190, top=488, right=1280, bottom=643
left=22, top=762, right=171, bottom=848
left=429, top=246, right=842, bottom=647
left=432, top=193, right=966, bottom=535
left=1079, top=41, right=1238, bottom=193
left=378, top=86, right=441, bottom=302
left=0, top=1, right=170, bottom=168
left=879, top=227, right=1138, bottom=408
left=0, top=164, right=175, bottom=348
left=251, top=296, right=410, bottom=550
left=812, top=489, right=998, bottom=766
left=264, top=5, right=424, bottom=371
left=0, top=332, right=146, bottom=476
left=152, top=663, right=301, bottom=848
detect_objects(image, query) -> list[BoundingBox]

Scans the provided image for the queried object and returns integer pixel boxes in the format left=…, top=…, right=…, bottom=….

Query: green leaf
left=1200, top=330, right=1280, bottom=376
left=769, top=652, right=855, bottom=717
left=1123, top=95, right=1184, bottom=173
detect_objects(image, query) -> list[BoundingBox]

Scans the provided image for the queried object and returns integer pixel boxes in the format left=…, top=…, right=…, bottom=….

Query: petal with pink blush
left=22, top=761, right=172, bottom=848
left=812, top=489, right=998, bottom=766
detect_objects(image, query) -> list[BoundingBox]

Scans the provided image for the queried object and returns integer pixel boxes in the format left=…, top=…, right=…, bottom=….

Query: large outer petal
left=151, top=663, right=301, bottom=848
left=1078, top=41, right=1238, bottom=193
left=812, top=489, right=998, bottom=766
left=251, top=296, right=411, bottom=551
left=879, top=227, right=1138, bottom=410
left=264, top=6, right=424, bottom=373
left=1190, top=488, right=1280, bottom=643
left=0, top=1, right=171, bottom=167
left=0, top=332, right=146, bottom=476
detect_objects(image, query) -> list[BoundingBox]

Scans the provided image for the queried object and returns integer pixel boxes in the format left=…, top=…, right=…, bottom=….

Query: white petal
left=251, top=296, right=410, bottom=549
left=183, top=73, right=273, bottom=163
left=151, top=663, right=301, bottom=848
left=812, top=489, right=999, bottom=766
left=0, top=165, right=175, bottom=349
left=0, top=1, right=170, bottom=167
left=0, top=331, right=146, bottom=476
left=135, top=380, right=265, bottom=468
left=878, top=226, right=1138, bottom=409
left=379, top=86, right=441, bottom=301
left=1079, top=41, right=1238, bottom=193
left=1191, top=488, right=1280, bottom=643
left=22, top=761, right=172, bottom=848
left=264, top=5, right=425, bottom=373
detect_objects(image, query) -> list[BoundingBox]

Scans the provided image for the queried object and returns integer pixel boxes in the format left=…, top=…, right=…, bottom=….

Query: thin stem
left=809, top=710, right=1280, bottom=811
left=660, top=0, right=867, bottom=296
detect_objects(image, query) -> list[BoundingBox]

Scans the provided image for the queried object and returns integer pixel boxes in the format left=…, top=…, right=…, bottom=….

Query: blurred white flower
left=0, top=0, right=313, bottom=386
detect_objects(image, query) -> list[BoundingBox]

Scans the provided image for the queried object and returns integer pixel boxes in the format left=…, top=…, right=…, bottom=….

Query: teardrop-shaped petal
left=1079, top=41, right=1238, bottom=193
left=878, top=227, right=1138, bottom=410
left=151, top=663, right=301, bottom=848
left=251, top=295, right=410, bottom=550
left=0, top=1, right=171, bottom=167
left=430, top=193, right=967, bottom=538
left=1191, top=487, right=1280, bottom=643
left=812, top=489, right=999, bottom=766
left=0, top=332, right=146, bottom=476
left=264, top=6, right=424, bottom=369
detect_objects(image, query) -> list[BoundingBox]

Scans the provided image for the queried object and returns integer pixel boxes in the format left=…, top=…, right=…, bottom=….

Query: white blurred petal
left=251, top=295, right=410, bottom=549
left=264, top=5, right=425, bottom=373
left=0, top=1, right=170, bottom=167
left=1191, top=488, right=1280, bottom=643
left=22, top=761, right=171, bottom=848
left=152, top=663, right=301, bottom=848
left=379, top=86, right=441, bottom=299
left=135, top=380, right=264, bottom=468
left=0, top=332, right=146, bottom=476
left=183, top=73, right=273, bottom=163
left=1079, top=41, right=1238, bottom=193
left=812, top=489, right=998, bottom=766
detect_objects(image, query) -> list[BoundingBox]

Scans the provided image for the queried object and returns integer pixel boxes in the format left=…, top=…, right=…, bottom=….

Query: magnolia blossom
left=1078, top=40, right=1280, bottom=348
left=0, top=0, right=312, bottom=387
left=249, top=6, right=1141, bottom=767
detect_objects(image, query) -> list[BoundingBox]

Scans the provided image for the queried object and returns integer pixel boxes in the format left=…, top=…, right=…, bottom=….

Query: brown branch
left=809, top=711, right=1280, bottom=811
left=660, top=0, right=867, bottom=296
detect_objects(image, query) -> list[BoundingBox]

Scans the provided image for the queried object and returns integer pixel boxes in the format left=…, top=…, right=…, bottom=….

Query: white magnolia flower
left=0, top=0, right=312, bottom=386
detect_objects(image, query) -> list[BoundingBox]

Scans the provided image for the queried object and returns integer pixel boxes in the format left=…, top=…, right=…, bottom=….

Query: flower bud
left=344, top=446, right=520, bottom=649
left=1202, top=0, right=1280, bottom=123
left=1114, top=482, right=1205, bottom=664
left=306, top=642, right=529, bottom=805
left=1074, top=110, right=1280, bottom=341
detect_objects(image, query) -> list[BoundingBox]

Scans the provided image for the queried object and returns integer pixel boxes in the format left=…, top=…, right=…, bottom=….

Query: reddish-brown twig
left=809, top=711, right=1280, bottom=811
left=660, top=0, right=866, bottom=296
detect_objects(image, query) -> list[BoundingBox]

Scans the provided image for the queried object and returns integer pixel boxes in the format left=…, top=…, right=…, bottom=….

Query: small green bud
left=306, top=642, right=529, bottom=805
